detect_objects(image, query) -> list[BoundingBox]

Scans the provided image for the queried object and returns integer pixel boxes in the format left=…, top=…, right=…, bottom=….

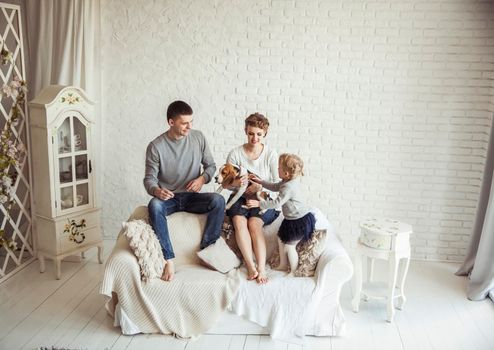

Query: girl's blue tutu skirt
left=278, top=212, right=316, bottom=243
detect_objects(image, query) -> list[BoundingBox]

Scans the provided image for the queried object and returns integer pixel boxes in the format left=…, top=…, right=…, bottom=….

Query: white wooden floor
left=1, top=239, right=493, bottom=350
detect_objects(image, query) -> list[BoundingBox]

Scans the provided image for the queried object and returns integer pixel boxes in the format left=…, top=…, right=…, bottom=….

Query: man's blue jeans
left=148, top=192, right=225, bottom=260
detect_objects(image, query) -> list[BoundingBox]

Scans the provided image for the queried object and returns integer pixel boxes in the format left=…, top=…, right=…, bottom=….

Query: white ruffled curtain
left=456, top=118, right=494, bottom=302
left=24, top=0, right=101, bottom=100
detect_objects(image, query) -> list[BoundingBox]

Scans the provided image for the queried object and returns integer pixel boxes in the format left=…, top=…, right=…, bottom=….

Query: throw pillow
left=197, top=236, right=241, bottom=273
left=121, top=220, right=164, bottom=282
left=268, top=229, right=327, bottom=277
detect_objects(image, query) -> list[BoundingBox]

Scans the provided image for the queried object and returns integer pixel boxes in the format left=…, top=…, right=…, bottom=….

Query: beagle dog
left=215, top=163, right=269, bottom=212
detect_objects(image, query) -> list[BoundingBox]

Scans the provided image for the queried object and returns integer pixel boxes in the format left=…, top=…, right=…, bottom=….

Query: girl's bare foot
left=274, top=264, right=288, bottom=272
left=161, top=260, right=175, bottom=281
left=256, top=270, right=268, bottom=284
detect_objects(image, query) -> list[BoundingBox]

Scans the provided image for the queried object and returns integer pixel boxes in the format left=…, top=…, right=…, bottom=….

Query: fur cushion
left=196, top=236, right=241, bottom=273
left=121, top=220, right=164, bottom=282
left=268, top=229, right=327, bottom=277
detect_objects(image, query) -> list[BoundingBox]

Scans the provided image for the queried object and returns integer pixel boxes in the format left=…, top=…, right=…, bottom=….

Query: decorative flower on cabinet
left=61, top=92, right=80, bottom=105
left=65, top=219, right=87, bottom=244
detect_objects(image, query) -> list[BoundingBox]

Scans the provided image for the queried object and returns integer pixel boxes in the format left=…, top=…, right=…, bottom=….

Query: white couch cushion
left=197, top=236, right=241, bottom=273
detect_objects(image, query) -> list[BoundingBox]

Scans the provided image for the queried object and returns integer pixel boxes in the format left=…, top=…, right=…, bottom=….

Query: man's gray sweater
left=143, top=130, right=216, bottom=195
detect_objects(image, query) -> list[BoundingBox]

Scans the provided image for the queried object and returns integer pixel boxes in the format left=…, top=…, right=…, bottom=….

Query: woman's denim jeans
left=148, top=192, right=225, bottom=260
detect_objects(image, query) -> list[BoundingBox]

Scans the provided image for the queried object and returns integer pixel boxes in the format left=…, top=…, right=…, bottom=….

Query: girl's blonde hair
left=279, top=153, right=304, bottom=179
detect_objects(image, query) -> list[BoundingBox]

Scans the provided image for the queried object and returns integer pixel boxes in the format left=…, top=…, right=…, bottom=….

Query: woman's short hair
left=167, top=100, right=193, bottom=121
left=244, top=113, right=270, bottom=133
left=279, top=153, right=304, bottom=179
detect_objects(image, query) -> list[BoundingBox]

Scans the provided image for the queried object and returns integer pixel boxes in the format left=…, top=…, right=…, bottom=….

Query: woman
left=226, top=113, right=279, bottom=284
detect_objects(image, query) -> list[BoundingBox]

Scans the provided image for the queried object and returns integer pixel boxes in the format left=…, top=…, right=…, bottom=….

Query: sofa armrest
left=314, top=252, right=353, bottom=297
left=100, top=234, right=141, bottom=299
left=313, top=230, right=354, bottom=298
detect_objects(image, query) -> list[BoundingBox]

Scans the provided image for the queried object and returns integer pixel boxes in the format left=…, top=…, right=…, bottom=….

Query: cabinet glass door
left=55, top=113, right=91, bottom=213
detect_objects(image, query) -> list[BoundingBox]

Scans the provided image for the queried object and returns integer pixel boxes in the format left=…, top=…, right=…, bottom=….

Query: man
left=144, top=100, right=225, bottom=281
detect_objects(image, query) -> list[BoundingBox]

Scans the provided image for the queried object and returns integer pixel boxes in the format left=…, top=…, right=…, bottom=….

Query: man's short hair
left=167, top=101, right=193, bottom=121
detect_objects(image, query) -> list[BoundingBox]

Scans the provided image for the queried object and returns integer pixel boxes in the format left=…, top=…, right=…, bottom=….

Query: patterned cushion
left=121, top=220, right=164, bottom=282
left=268, top=229, right=327, bottom=277
left=220, top=216, right=243, bottom=260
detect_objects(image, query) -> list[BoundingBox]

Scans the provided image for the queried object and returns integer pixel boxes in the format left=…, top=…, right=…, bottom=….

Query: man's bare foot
left=161, top=260, right=175, bottom=281
left=256, top=270, right=268, bottom=284
left=247, top=266, right=259, bottom=280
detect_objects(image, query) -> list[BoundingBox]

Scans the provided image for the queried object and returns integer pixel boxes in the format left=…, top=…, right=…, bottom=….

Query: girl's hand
left=245, top=199, right=260, bottom=208
left=245, top=182, right=262, bottom=195
left=249, top=174, right=262, bottom=184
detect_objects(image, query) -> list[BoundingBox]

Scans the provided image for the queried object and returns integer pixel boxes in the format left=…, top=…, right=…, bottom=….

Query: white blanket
left=229, top=207, right=340, bottom=344
left=101, top=224, right=241, bottom=338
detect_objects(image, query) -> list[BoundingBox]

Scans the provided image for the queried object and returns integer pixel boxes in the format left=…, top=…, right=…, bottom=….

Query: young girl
left=247, top=153, right=315, bottom=276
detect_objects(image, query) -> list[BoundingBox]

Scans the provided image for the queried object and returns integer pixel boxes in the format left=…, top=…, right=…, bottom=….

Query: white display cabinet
left=29, top=85, right=103, bottom=279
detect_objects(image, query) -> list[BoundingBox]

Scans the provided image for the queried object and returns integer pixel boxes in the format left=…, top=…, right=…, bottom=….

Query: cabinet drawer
left=359, top=229, right=392, bottom=250
left=55, top=209, right=100, bottom=234
left=59, top=226, right=101, bottom=253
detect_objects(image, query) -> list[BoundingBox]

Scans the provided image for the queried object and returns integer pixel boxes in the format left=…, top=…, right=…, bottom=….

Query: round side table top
left=360, top=217, right=413, bottom=236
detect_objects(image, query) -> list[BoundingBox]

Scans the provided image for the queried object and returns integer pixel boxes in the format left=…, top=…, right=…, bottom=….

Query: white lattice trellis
left=0, top=3, right=34, bottom=282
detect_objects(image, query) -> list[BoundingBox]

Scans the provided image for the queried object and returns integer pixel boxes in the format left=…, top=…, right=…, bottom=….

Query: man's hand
left=245, top=199, right=260, bottom=208
left=154, top=187, right=174, bottom=200
left=186, top=175, right=206, bottom=192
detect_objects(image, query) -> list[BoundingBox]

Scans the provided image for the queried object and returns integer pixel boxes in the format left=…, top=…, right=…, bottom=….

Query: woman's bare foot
left=256, top=270, right=268, bottom=284
left=246, top=265, right=259, bottom=280
left=161, top=260, right=175, bottom=281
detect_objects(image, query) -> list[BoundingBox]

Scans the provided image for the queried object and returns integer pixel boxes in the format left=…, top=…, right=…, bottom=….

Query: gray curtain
left=456, top=118, right=494, bottom=301
left=24, top=0, right=102, bottom=207
left=24, top=0, right=101, bottom=100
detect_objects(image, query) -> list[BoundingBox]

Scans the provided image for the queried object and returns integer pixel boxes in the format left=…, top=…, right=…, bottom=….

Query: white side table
left=352, top=218, right=412, bottom=322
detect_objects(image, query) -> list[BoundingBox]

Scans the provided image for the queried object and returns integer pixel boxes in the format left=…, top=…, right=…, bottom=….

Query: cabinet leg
left=55, top=259, right=62, bottom=280
left=396, top=256, right=410, bottom=310
left=352, top=252, right=363, bottom=312
left=387, top=255, right=399, bottom=322
left=81, top=251, right=85, bottom=259
left=97, top=245, right=104, bottom=264
left=39, top=254, right=45, bottom=273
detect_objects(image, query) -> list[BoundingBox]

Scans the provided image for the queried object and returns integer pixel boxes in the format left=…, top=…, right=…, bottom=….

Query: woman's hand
left=227, top=175, right=248, bottom=189
left=245, top=182, right=262, bottom=195
left=154, top=187, right=174, bottom=200
left=245, top=199, right=260, bottom=208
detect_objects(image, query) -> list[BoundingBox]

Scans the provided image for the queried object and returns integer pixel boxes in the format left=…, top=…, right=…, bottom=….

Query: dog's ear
left=222, top=172, right=236, bottom=187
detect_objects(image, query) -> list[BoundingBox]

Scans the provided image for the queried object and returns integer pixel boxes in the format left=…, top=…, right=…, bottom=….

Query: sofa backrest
left=127, top=206, right=283, bottom=267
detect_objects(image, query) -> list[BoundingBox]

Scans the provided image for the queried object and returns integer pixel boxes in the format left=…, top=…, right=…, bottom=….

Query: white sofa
left=100, top=206, right=353, bottom=343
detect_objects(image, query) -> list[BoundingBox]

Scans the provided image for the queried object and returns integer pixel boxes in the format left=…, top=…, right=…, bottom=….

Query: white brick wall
left=101, top=0, right=494, bottom=261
